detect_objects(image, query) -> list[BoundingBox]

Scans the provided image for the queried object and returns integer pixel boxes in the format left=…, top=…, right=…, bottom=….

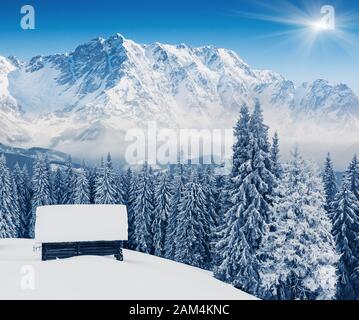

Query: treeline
left=0, top=102, right=358, bottom=300
left=0, top=151, right=221, bottom=271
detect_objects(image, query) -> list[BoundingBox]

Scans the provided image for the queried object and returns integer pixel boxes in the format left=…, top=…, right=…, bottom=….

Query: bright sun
left=313, top=20, right=333, bottom=31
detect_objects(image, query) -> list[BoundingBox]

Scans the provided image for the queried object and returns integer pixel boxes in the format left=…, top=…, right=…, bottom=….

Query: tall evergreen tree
left=152, top=171, right=172, bottom=257
left=260, top=150, right=338, bottom=300
left=0, top=155, right=18, bottom=238
left=126, top=170, right=138, bottom=249
left=74, top=162, right=91, bottom=204
left=120, top=168, right=137, bottom=249
left=270, top=132, right=282, bottom=179
left=63, top=156, right=76, bottom=204
left=132, top=162, right=155, bottom=253
left=94, top=153, right=121, bottom=204
left=331, top=180, right=359, bottom=300
left=52, top=168, right=65, bottom=205
left=199, top=165, right=218, bottom=267
left=87, top=167, right=97, bottom=204
left=322, top=153, right=338, bottom=215
left=10, top=175, right=21, bottom=236
left=21, top=165, right=32, bottom=237
left=13, top=163, right=31, bottom=237
left=214, top=103, right=275, bottom=295
left=29, top=155, right=53, bottom=237
left=174, top=169, right=207, bottom=268
left=121, top=168, right=133, bottom=207
left=345, top=155, right=359, bottom=201
left=164, top=162, right=187, bottom=259
left=212, top=175, right=231, bottom=267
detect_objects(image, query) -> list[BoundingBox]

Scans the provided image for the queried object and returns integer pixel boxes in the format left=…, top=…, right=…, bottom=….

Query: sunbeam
left=229, top=0, right=359, bottom=56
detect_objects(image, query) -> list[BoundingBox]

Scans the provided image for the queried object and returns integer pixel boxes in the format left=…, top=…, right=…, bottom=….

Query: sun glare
left=313, top=20, right=331, bottom=31
left=232, top=0, right=358, bottom=55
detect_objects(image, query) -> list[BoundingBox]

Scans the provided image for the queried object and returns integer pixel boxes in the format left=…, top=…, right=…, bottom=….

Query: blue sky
left=0, top=0, right=358, bottom=94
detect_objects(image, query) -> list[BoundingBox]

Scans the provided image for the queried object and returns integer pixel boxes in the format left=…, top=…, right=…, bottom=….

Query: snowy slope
left=0, top=239, right=256, bottom=300
left=0, top=34, right=358, bottom=165
left=0, top=57, right=32, bottom=145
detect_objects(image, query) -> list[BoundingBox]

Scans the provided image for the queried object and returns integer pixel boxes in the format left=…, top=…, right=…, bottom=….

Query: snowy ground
left=0, top=239, right=256, bottom=300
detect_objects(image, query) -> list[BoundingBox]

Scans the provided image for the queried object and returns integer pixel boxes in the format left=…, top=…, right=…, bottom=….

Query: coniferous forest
left=0, top=103, right=358, bottom=300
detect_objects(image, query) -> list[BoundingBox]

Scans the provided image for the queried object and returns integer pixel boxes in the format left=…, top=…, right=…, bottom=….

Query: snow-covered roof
left=35, top=205, right=128, bottom=243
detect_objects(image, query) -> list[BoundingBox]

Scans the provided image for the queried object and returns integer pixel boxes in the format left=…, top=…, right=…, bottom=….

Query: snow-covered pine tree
left=13, top=163, right=31, bottom=238
left=199, top=165, right=218, bottom=268
left=132, top=162, right=155, bottom=253
left=74, top=161, right=91, bottom=204
left=260, top=149, right=338, bottom=300
left=322, top=153, right=338, bottom=216
left=120, top=168, right=136, bottom=249
left=52, top=168, right=65, bottom=205
left=121, top=168, right=133, bottom=207
left=147, top=165, right=156, bottom=244
left=87, top=167, right=96, bottom=204
left=126, top=170, right=138, bottom=250
left=0, top=156, right=18, bottom=238
left=164, top=162, right=187, bottom=260
left=214, top=105, right=252, bottom=286
left=21, top=165, right=32, bottom=238
left=212, top=174, right=231, bottom=268
left=214, top=174, right=228, bottom=219
left=10, top=170, right=22, bottom=237
left=270, top=132, right=283, bottom=179
left=214, top=103, right=275, bottom=295
left=62, top=156, right=76, bottom=204
left=94, top=153, right=121, bottom=204
left=174, top=169, right=207, bottom=268
left=345, top=155, right=359, bottom=201
left=29, top=155, right=53, bottom=238
left=152, top=171, right=172, bottom=257
left=248, top=101, right=276, bottom=219
left=331, top=179, right=359, bottom=300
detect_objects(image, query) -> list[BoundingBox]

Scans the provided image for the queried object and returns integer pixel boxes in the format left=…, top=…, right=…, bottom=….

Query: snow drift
left=0, top=239, right=256, bottom=300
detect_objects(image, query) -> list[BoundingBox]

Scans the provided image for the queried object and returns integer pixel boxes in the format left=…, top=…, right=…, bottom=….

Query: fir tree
left=174, top=170, right=207, bottom=268
left=74, top=162, right=91, bottom=204
left=63, top=156, right=76, bottom=204
left=133, top=162, right=155, bottom=253
left=270, top=132, right=282, bottom=179
left=214, top=103, right=275, bottom=295
left=121, top=168, right=133, bottom=207
left=345, top=155, right=359, bottom=201
left=11, top=175, right=22, bottom=236
left=126, top=170, right=138, bottom=249
left=52, top=168, right=65, bottom=205
left=331, top=181, right=359, bottom=300
left=13, top=163, right=31, bottom=237
left=94, top=153, right=121, bottom=204
left=212, top=175, right=231, bottom=268
left=331, top=158, right=359, bottom=299
left=87, top=167, right=97, bottom=204
left=322, top=153, right=338, bottom=216
left=152, top=171, right=172, bottom=257
left=0, top=156, right=18, bottom=238
left=260, top=150, right=338, bottom=300
left=199, top=165, right=218, bottom=267
left=29, top=155, right=53, bottom=237
left=231, top=105, right=251, bottom=178
left=164, top=162, right=187, bottom=260
left=21, top=165, right=32, bottom=238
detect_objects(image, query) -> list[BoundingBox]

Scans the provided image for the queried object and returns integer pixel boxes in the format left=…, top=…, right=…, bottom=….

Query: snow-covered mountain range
left=0, top=34, right=358, bottom=166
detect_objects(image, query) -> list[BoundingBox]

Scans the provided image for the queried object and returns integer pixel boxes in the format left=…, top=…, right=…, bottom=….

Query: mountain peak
left=7, top=56, right=24, bottom=69
left=109, top=33, right=126, bottom=42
